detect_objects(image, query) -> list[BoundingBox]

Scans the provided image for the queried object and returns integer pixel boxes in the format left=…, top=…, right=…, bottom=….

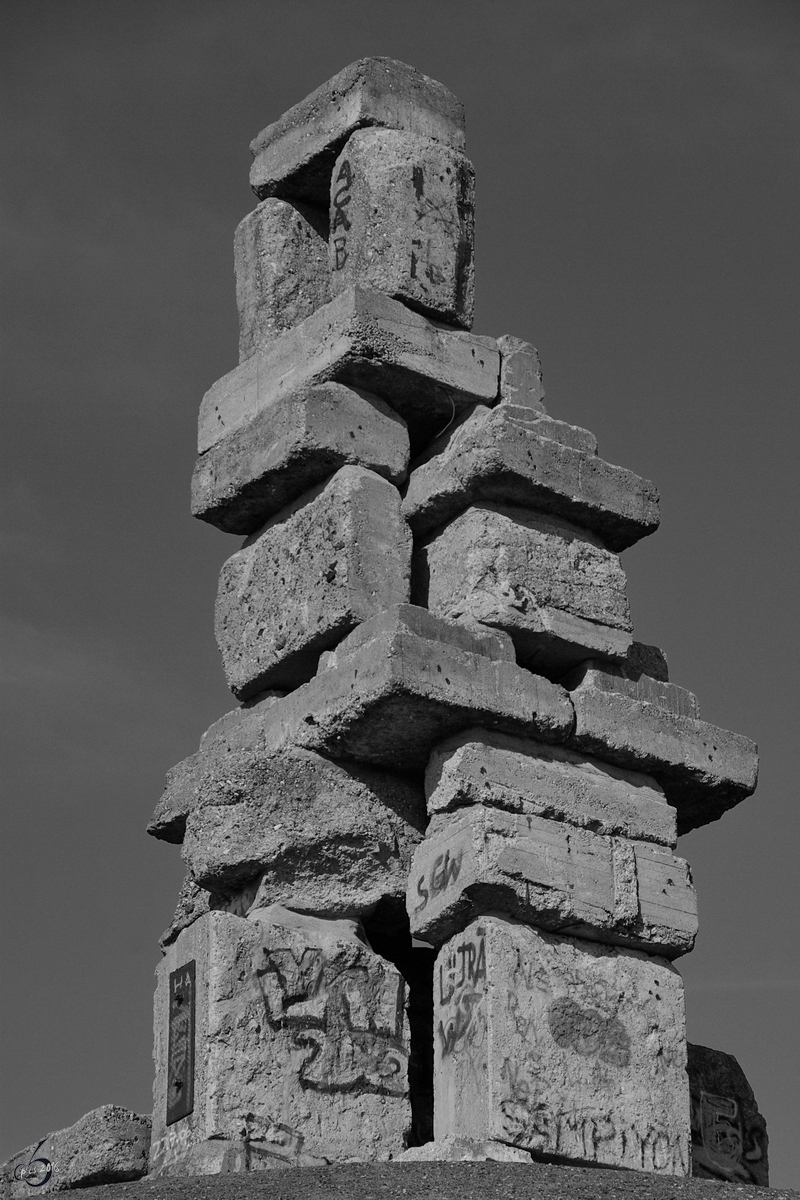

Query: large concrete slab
left=403, top=402, right=659, bottom=549
left=151, top=908, right=411, bottom=1172
left=235, top=199, right=330, bottom=361
left=416, top=505, right=633, bottom=676
left=433, top=916, right=690, bottom=1175
left=191, top=383, right=409, bottom=536
left=687, top=1042, right=769, bottom=1186
left=149, top=744, right=424, bottom=932
left=408, top=806, right=696, bottom=957
left=564, top=664, right=759, bottom=834
left=250, top=57, right=465, bottom=207
left=425, top=728, right=676, bottom=846
left=197, top=286, right=499, bottom=455
left=329, top=130, right=474, bottom=329
left=149, top=608, right=573, bottom=796
left=256, top=605, right=574, bottom=771
left=215, top=466, right=411, bottom=698
left=177, top=748, right=425, bottom=922
left=2, top=1107, right=151, bottom=1196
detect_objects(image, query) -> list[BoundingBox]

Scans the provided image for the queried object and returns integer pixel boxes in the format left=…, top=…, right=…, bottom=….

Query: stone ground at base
left=58, top=1161, right=799, bottom=1200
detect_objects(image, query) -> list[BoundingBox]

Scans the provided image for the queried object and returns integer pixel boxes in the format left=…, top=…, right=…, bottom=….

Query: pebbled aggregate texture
left=72, top=1160, right=797, bottom=1200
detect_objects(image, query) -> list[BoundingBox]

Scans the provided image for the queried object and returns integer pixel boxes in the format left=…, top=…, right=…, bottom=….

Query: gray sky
left=2, top=0, right=799, bottom=1188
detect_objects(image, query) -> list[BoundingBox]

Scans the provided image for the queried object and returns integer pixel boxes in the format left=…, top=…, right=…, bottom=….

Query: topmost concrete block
left=250, top=58, right=466, bottom=207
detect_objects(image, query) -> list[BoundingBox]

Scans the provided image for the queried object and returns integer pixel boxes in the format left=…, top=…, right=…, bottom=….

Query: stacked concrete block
left=234, top=199, right=330, bottom=360
left=150, top=908, right=411, bottom=1174
left=328, top=129, right=475, bottom=327
left=147, top=57, right=762, bottom=1178
left=415, top=505, right=634, bottom=675
left=192, top=382, right=409, bottom=535
left=196, top=285, right=498, bottom=458
left=432, top=916, right=691, bottom=1173
left=410, top=806, right=697, bottom=957
left=215, top=465, right=411, bottom=696
left=562, top=660, right=759, bottom=834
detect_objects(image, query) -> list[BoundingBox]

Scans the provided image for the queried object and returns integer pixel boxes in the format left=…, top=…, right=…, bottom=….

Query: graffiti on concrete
left=413, top=847, right=464, bottom=914
left=500, top=1055, right=687, bottom=1174
left=331, top=159, right=352, bottom=270
left=253, top=940, right=408, bottom=1097
left=546, top=995, right=631, bottom=1068
left=437, top=926, right=487, bottom=1058
left=691, top=1090, right=768, bottom=1185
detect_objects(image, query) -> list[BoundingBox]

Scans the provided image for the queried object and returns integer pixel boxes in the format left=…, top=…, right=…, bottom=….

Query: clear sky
left=2, top=0, right=799, bottom=1189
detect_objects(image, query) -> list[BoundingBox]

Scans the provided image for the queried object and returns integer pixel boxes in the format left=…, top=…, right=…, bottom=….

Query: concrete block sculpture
left=147, top=57, right=762, bottom=1180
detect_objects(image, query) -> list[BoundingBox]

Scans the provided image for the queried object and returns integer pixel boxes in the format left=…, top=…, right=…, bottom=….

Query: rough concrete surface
left=1, top=1107, right=150, bottom=1197
left=402, top=401, right=659, bottom=549
left=253, top=604, right=575, bottom=771
left=434, top=916, right=690, bottom=1175
left=565, top=665, right=759, bottom=834
left=416, top=504, right=633, bottom=676
left=497, top=336, right=547, bottom=411
left=151, top=909, right=410, bottom=1173
left=197, top=285, right=499, bottom=455
left=148, top=607, right=573, bottom=782
left=408, top=806, right=697, bottom=956
left=329, top=129, right=474, bottom=328
left=50, top=1161, right=800, bottom=1200
left=159, top=874, right=212, bottom=949
left=215, top=465, right=411, bottom=697
left=234, top=199, right=330, bottom=361
left=150, top=744, right=424, bottom=925
left=318, top=600, right=516, bottom=668
left=628, top=640, right=670, bottom=682
left=425, top=727, right=676, bottom=846
left=250, top=57, right=465, bottom=206
left=687, top=1042, right=769, bottom=1187
left=561, top=659, right=699, bottom=720
left=179, top=748, right=425, bottom=919
left=191, top=382, right=409, bottom=536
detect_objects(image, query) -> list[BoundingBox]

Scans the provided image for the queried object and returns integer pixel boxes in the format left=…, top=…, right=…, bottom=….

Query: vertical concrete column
left=433, top=916, right=691, bottom=1175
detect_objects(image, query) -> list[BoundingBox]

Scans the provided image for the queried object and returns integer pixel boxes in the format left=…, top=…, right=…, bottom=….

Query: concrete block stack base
left=433, top=916, right=690, bottom=1175
left=141, top=55, right=763, bottom=1180
left=150, top=908, right=411, bottom=1174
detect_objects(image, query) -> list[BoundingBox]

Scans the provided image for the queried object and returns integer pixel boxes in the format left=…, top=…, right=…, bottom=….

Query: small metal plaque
left=167, top=960, right=195, bottom=1125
